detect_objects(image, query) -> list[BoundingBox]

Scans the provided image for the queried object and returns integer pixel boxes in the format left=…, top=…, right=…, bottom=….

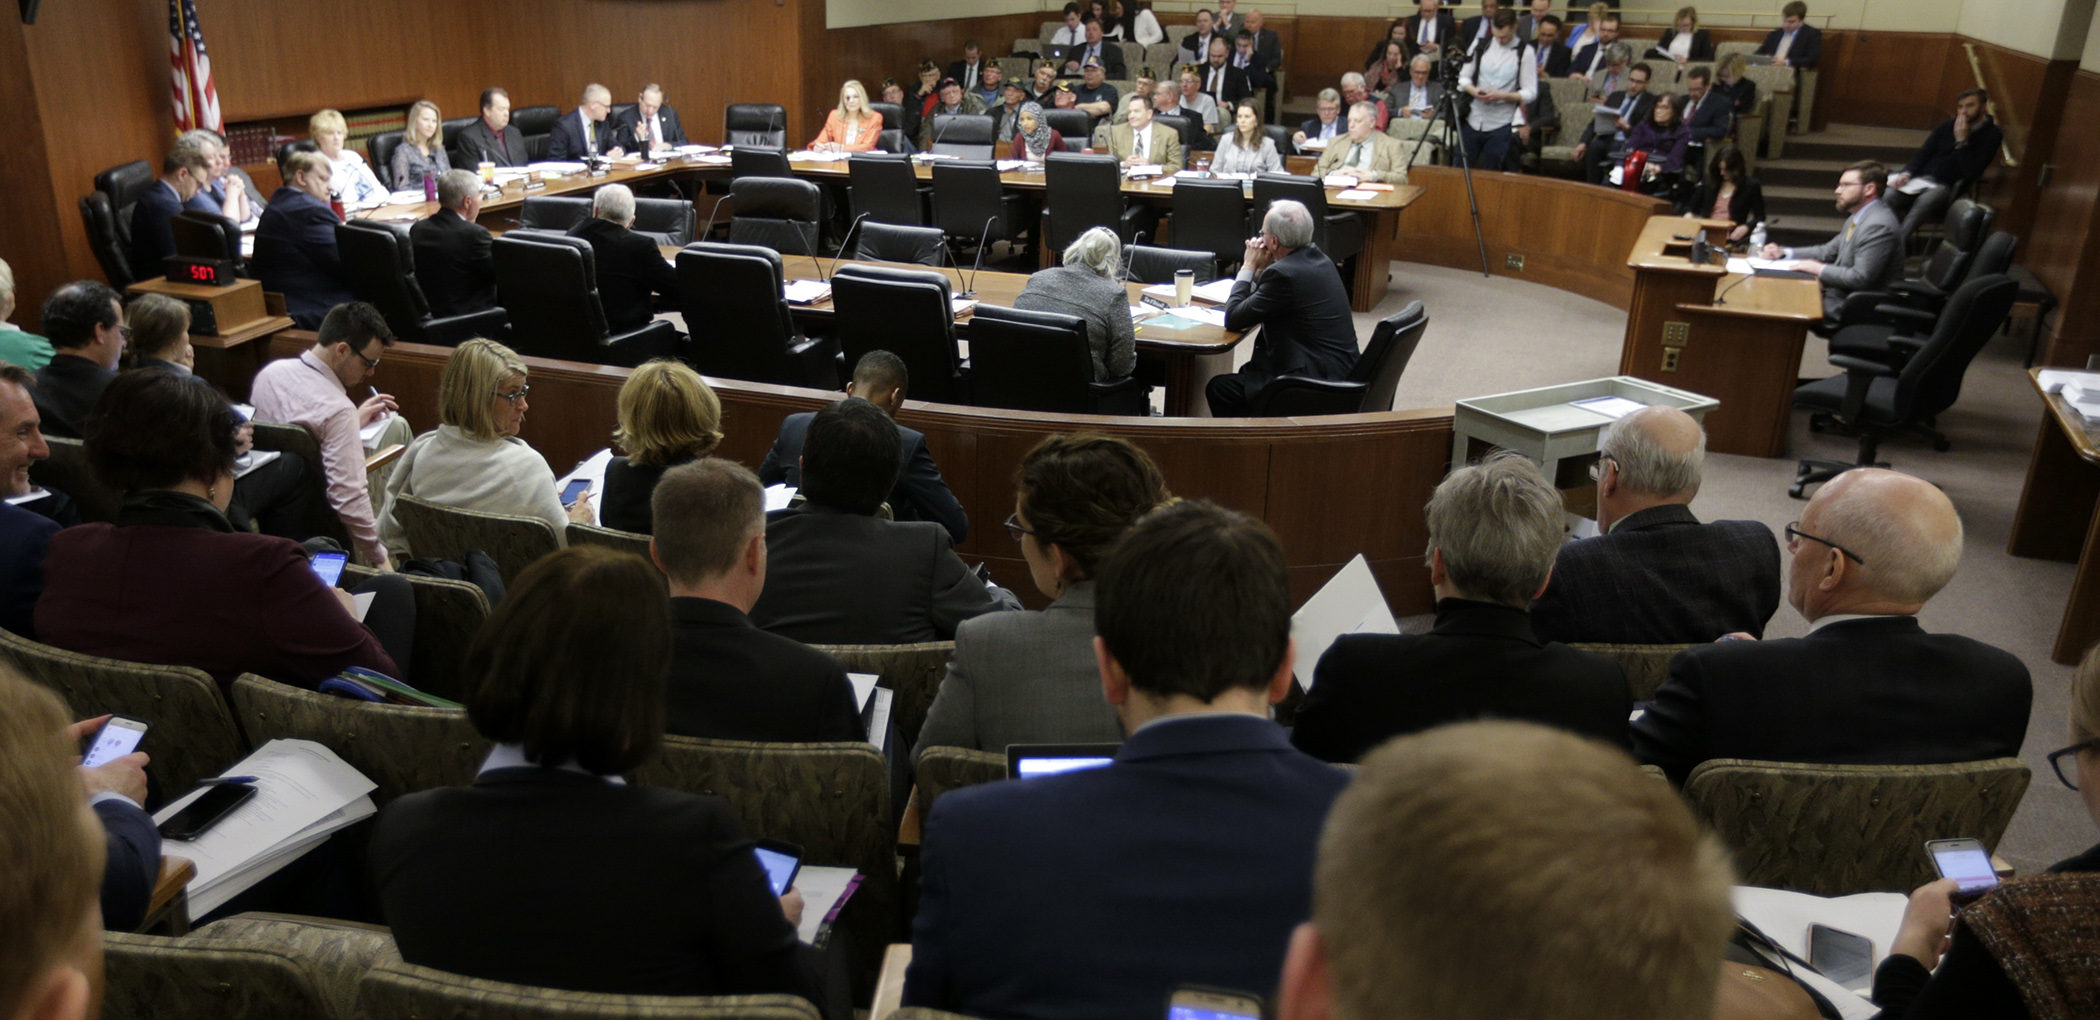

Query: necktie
left=1136, top=129, right=1147, bottom=161
left=585, top=118, right=595, bottom=153
left=1210, top=67, right=1221, bottom=93
left=1685, top=97, right=1697, bottom=123
left=1347, top=141, right=1363, bottom=167
left=1420, top=18, right=1433, bottom=45
left=1843, top=220, right=1854, bottom=248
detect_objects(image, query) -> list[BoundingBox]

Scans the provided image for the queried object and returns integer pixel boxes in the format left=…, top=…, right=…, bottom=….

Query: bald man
left=1530, top=406, right=1782, bottom=644
left=1632, top=468, right=2031, bottom=784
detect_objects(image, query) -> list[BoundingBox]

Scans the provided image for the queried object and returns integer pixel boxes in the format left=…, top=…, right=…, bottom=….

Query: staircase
left=1756, top=124, right=1925, bottom=250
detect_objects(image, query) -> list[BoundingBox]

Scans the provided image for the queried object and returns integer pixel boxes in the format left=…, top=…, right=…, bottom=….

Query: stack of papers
left=1733, top=885, right=1908, bottom=1017
left=692, top=154, right=733, bottom=165
left=1335, top=188, right=1378, bottom=201
left=794, top=866, right=862, bottom=945
left=995, top=159, right=1032, bottom=172
left=385, top=189, right=430, bottom=205
left=358, top=413, right=394, bottom=446
left=787, top=150, right=851, bottom=163
left=673, top=144, right=719, bottom=155
left=764, top=484, right=798, bottom=512
left=152, top=740, right=378, bottom=916
left=1291, top=555, right=1401, bottom=690
left=526, top=161, right=588, bottom=174
left=555, top=447, right=614, bottom=526
left=783, top=280, right=832, bottom=304
left=847, top=673, right=895, bottom=752
left=2039, top=369, right=2100, bottom=396
left=1122, top=164, right=1166, bottom=178
left=1569, top=395, right=1648, bottom=419
left=1140, top=278, right=1236, bottom=305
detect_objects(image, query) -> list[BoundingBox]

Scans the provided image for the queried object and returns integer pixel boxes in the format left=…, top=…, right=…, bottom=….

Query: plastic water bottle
left=1749, top=221, right=1767, bottom=249
left=424, top=173, right=437, bottom=202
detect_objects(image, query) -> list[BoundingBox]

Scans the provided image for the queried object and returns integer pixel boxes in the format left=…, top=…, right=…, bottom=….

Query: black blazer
left=1529, top=504, right=1782, bottom=645
left=1682, top=88, right=1733, bottom=142
left=127, top=180, right=185, bottom=280
left=666, top=597, right=863, bottom=744
left=946, top=60, right=987, bottom=92
left=1569, top=39, right=1609, bottom=78
left=758, top=411, right=969, bottom=543
left=1194, top=61, right=1252, bottom=108
left=748, top=504, right=1019, bottom=645
left=0, top=501, right=58, bottom=638
left=1222, top=245, right=1360, bottom=388
left=451, top=119, right=528, bottom=168
left=1756, top=23, right=1822, bottom=67
left=96, top=797, right=161, bottom=932
left=1534, top=41, right=1573, bottom=78
left=905, top=715, right=1348, bottom=1020
left=371, top=767, right=814, bottom=998
left=1718, top=76, right=1759, bottom=118
left=1401, top=10, right=1459, bottom=61
left=1689, top=175, right=1766, bottom=227
left=598, top=453, right=694, bottom=535
left=409, top=207, right=498, bottom=318
left=566, top=217, right=679, bottom=334
left=1632, top=616, right=2033, bottom=784
left=253, top=188, right=355, bottom=330
left=1649, top=27, right=1715, bottom=62
left=1292, top=599, right=1632, bottom=764
left=1580, top=90, right=1658, bottom=147
left=29, top=354, right=114, bottom=439
left=612, top=104, right=689, bottom=154
left=547, top=108, right=612, bottom=161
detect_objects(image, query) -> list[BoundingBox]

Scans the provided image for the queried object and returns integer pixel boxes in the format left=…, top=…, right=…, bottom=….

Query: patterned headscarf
left=1019, top=101, right=1053, bottom=158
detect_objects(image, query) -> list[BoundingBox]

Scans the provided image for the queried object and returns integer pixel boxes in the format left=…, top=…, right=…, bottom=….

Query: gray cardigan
left=912, top=581, right=1125, bottom=761
left=1011, top=266, right=1138, bottom=382
left=391, top=143, right=452, bottom=192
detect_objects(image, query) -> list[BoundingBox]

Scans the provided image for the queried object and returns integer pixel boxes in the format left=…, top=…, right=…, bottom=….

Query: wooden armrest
left=364, top=444, right=405, bottom=471
left=1992, top=853, right=2016, bottom=880
left=870, top=943, right=913, bottom=1020
left=150, top=856, right=196, bottom=915
left=897, top=785, right=924, bottom=849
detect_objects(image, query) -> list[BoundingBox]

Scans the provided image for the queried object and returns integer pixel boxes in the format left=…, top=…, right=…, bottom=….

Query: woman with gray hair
left=1011, top=226, right=1137, bottom=383
left=1011, top=102, right=1065, bottom=163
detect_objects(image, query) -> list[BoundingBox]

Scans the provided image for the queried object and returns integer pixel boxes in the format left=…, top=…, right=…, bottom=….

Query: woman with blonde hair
left=309, top=108, right=387, bottom=205
left=378, top=338, right=587, bottom=557
left=392, top=100, right=452, bottom=191
left=808, top=80, right=884, bottom=153
left=1649, top=5, right=1715, bottom=63
left=600, top=360, right=725, bottom=534
left=1565, top=1, right=1611, bottom=53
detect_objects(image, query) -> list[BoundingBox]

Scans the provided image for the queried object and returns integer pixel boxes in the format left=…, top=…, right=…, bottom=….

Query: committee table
left=2008, top=369, right=2100, bottom=664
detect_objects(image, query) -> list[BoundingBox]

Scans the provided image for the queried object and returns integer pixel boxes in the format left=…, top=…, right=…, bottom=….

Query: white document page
left=865, top=688, right=894, bottom=752
left=359, top=414, right=393, bottom=446
left=1569, top=395, right=1648, bottom=419
left=782, top=280, right=831, bottom=304
left=764, top=485, right=798, bottom=512
left=847, top=673, right=880, bottom=711
left=1291, top=555, right=1400, bottom=690
left=155, top=741, right=378, bottom=906
left=794, top=866, right=861, bottom=944
left=231, top=450, right=282, bottom=479
left=1334, top=188, right=1378, bottom=201
left=1172, top=306, right=1227, bottom=327
left=1732, top=885, right=1906, bottom=1018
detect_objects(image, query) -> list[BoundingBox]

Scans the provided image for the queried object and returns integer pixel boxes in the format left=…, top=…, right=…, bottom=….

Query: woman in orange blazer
left=809, top=80, right=884, bottom=153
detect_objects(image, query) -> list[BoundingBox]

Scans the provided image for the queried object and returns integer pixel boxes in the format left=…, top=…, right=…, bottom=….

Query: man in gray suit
left=1762, top=160, right=1903, bottom=320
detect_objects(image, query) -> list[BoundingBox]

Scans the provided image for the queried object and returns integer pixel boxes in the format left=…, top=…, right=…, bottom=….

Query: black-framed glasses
left=1003, top=513, right=1036, bottom=543
left=2048, top=738, right=2100, bottom=791
left=1785, top=521, right=1866, bottom=565
left=357, top=351, right=382, bottom=370
left=494, top=385, right=530, bottom=403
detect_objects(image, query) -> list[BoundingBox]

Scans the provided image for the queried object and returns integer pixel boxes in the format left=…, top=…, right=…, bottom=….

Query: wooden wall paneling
left=1289, top=16, right=1391, bottom=101
left=803, top=11, right=1046, bottom=144
left=0, top=19, right=66, bottom=335
left=1393, top=167, right=1666, bottom=310
left=1947, top=41, right=2075, bottom=247
left=2033, top=69, right=2100, bottom=368
left=1819, top=31, right=1959, bottom=130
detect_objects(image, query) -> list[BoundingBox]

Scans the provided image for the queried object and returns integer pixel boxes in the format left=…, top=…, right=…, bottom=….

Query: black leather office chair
left=491, top=233, right=681, bottom=367
left=171, top=210, right=244, bottom=274
left=877, top=129, right=914, bottom=154
left=1830, top=229, right=2016, bottom=364
left=441, top=116, right=479, bottom=151
left=630, top=197, right=697, bottom=247
left=968, top=304, right=1149, bottom=415
left=367, top=131, right=406, bottom=191
left=1041, top=109, right=1092, bottom=149
left=1044, top=153, right=1145, bottom=255
left=929, top=114, right=997, bottom=159
left=80, top=160, right=154, bottom=287
left=848, top=154, right=928, bottom=225
left=725, top=104, right=788, bottom=148
left=1251, top=172, right=1363, bottom=272
left=870, top=102, right=906, bottom=136
left=610, top=103, right=637, bottom=127
left=855, top=223, right=947, bottom=266
left=511, top=105, right=559, bottom=159
left=675, top=241, right=837, bottom=388
left=1247, top=302, right=1428, bottom=416
left=1166, top=178, right=1247, bottom=271
left=728, top=177, right=822, bottom=256
left=830, top=264, right=966, bottom=404
left=336, top=220, right=510, bottom=346
left=1263, top=124, right=1297, bottom=158
left=932, top=160, right=1029, bottom=256
left=1789, top=274, right=2018, bottom=498
left=1152, top=113, right=1199, bottom=156
left=730, top=147, right=793, bottom=180
left=1896, top=184, right=1955, bottom=256
left=1123, top=245, right=1215, bottom=285
left=520, top=196, right=593, bottom=233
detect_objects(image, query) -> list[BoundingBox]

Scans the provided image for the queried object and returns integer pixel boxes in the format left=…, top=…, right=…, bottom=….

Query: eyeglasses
left=493, top=385, right=531, bottom=403
left=1587, top=454, right=1617, bottom=482
left=354, top=348, right=382, bottom=370
left=1785, top=521, right=1866, bottom=565
left=2048, top=738, right=2099, bottom=790
left=116, top=325, right=134, bottom=341
left=1003, top=513, right=1037, bottom=543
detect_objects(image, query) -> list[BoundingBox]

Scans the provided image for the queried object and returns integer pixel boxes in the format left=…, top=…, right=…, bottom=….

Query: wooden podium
left=2008, top=369, right=2100, bottom=664
left=124, top=277, right=295, bottom=401
left=1618, top=216, right=1823, bottom=457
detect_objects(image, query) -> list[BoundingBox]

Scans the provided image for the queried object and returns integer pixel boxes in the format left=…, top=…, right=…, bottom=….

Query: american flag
left=169, top=0, right=220, bottom=132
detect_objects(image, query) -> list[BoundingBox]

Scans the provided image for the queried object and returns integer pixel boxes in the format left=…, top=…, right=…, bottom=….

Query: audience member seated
left=1274, top=721, right=1735, bottom=1020
left=1315, top=101, right=1412, bottom=186
left=601, top=360, right=723, bottom=535
left=567, top=183, right=678, bottom=335
left=612, top=83, right=687, bottom=157
left=1531, top=407, right=1781, bottom=644
left=914, top=434, right=1168, bottom=761
left=0, top=364, right=56, bottom=637
left=750, top=398, right=1019, bottom=644
left=1756, top=0, right=1822, bottom=68
left=1363, top=16, right=1409, bottom=73
left=1197, top=37, right=1252, bottom=110
left=0, top=667, right=108, bottom=1020
left=1530, top=14, right=1572, bottom=77
left=1715, top=52, right=1758, bottom=118
left=1649, top=5, right=1715, bottom=63
left=947, top=40, right=988, bottom=94
left=370, top=546, right=844, bottom=1018
left=1632, top=468, right=2033, bottom=784
left=1389, top=57, right=1440, bottom=121
left=1458, top=0, right=1504, bottom=55
left=1562, top=1, right=1610, bottom=58
left=1122, top=0, right=1164, bottom=45
left=1230, top=29, right=1276, bottom=97
left=549, top=83, right=622, bottom=161
left=124, top=293, right=195, bottom=374
left=1071, top=21, right=1125, bottom=78
left=1293, top=453, right=1629, bottom=763
left=919, top=77, right=990, bottom=151
left=1760, top=160, right=1901, bottom=320
left=1011, top=102, right=1065, bottom=163
left=411, top=169, right=500, bottom=319
left=1337, top=72, right=1391, bottom=131
left=181, top=128, right=264, bottom=224
left=1210, top=101, right=1284, bottom=174
left=970, top=60, right=1006, bottom=111
left=1679, top=66, right=1733, bottom=153
left=36, top=370, right=406, bottom=687
left=1688, top=145, right=1765, bottom=242
left=67, top=710, right=161, bottom=931
left=649, top=460, right=860, bottom=744
left=1054, top=2, right=1087, bottom=47
left=1402, top=0, right=1458, bottom=62
left=1177, top=69, right=1223, bottom=133
left=809, top=79, right=883, bottom=153
left=905, top=500, right=1348, bottom=1020
left=0, top=259, right=53, bottom=371
left=379, top=338, right=586, bottom=557
left=251, top=302, right=403, bottom=570
left=127, top=138, right=211, bottom=280
left=1571, top=59, right=1654, bottom=185
left=1013, top=228, right=1140, bottom=383
left=391, top=100, right=452, bottom=192
left=453, top=87, right=528, bottom=168
left=1024, top=63, right=1058, bottom=108
left=1888, top=89, right=2002, bottom=216
left=1870, top=644, right=2100, bottom=1019
left=29, top=281, right=125, bottom=439
left=1511, top=58, right=1560, bottom=171
left=905, top=61, right=942, bottom=142
left=1205, top=201, right=1360, bottom=417
left=1069, top=60, right=1118, bottom=122
left=1457, top=10, right=1537, bottom=171
left=760, top=351, right=969, bottom=542
left=1368, top=39, right=1409, bottom=95
left=988, top=78, right=1030, bottom=143
left=1624, top=93, right=1693, bottom=190
left=254, top=150, right=357, bottom=330
left=310, top=108, right=387, bottom=206
left=1181, top=8, right=1221, bottom=66
left=1107, top=74, right=1158, bottom=126
left=1570, top=13, right=1621, bottom=80
left=1294, top=88, right=1345, bottom=150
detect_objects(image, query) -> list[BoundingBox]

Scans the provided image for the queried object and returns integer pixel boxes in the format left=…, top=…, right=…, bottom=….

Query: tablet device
left=1007, top=743, right=1121, bottom=780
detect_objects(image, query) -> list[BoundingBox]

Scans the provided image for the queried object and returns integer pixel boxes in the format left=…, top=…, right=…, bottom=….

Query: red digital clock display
left=187, top=263, right=218, bottom=283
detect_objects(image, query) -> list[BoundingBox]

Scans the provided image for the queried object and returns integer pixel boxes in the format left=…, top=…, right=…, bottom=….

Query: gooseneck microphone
left=826, top=213, right=871, bottom=282
left=960, top=215, right=998, bottom=298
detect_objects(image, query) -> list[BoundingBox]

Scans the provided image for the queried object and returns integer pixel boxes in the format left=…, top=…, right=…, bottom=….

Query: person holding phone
left=0, top=669, right=109, bottom=1020
left=1868, top=645, right=2100, bottom=1018
left=69, top=712, right=163, bottom=931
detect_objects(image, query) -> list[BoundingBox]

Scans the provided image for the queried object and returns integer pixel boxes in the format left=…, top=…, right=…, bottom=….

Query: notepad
left=154, top=740, right=378, bottom=916
left=1569, top=395, right=1647, bottom=419
left=782, top=280, right=831, bottom=304
left=1334, top=188, right=1378, bottom=201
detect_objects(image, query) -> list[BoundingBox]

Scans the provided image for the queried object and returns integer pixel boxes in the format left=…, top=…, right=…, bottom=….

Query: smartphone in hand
left=81, top=716, right=149, bottom=768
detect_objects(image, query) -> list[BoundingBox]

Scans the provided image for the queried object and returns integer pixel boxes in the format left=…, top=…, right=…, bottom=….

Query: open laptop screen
left=1006, top=743, right=1121, bottom=780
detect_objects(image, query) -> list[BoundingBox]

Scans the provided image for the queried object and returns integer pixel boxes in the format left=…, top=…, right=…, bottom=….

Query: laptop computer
left=1006, top=743, right=1121, bottom=780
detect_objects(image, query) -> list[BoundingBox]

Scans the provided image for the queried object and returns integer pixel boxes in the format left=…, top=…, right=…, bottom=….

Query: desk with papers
left=2009, top=368, right=2100, bottom=664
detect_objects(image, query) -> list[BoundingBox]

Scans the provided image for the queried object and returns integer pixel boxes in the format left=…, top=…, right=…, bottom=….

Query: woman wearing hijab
left=1011, top=102, right=1066, bottom=163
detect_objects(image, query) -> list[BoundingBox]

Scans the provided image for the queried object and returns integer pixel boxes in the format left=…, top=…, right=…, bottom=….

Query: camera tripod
left=1405, top=56, right=1491, bottom=278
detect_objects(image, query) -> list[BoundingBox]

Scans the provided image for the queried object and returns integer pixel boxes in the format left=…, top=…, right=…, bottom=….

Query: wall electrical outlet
left=1661, top=348, right=1681, bottom=372
left=1505, top=254, right=1525, bottom=270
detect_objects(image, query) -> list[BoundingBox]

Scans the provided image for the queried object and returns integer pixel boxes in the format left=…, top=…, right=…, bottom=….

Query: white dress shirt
left=1460, top=37, right=1537, bottom=131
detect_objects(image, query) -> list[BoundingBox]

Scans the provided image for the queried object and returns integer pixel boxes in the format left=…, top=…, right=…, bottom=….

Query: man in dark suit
left=28, top=281, right=124, bottom=439
left=451, top=87, right=528, bottom=168
left=548, top=83, right=621, bottom=161
left=1529, top=14, right=1573, bottom=77
left=1229, top=30, right=1275, bottom=96
left=0, top=364, right=56, bottom=638
left=946, top=40, right=987, bottom=94
left=905, top=500, right=1348, bottom=1020
left=253, top=151, right=356, bottom=330
left=565, top=184, right=676, bottom=334
left=611, top=84, right=688, bottom=157
left=1761, top=160, right=1903, bottom=319
left=1402, top=0, right=1459, bottom=62
left=1458, top=0, right=1505, bottom=51
left=650, top=459, right=862, bottom=744
left=409, top=169, right=498, bottom=319
left=1071, top=20, right=1125, bottom=79
left=1530, top=407, right=1781, bottom=645
left=1197, top=36, right=1252, bottom=109
left=1293, top=454, right=1630, bottom=764
left=1179, top=8, right=1220, bottom=67
left=128, top=141, right=212, bottom=280
left=1572, top=60, right=1655, bottom=185
left=1756, top=0, right=1822, bottom=68
left=1206, top=200, right=1360, bottom=417
left=1568, top=14, right=1620, bottom=79
left=1680, top=66, right=1732, bottom=154
left=1888, top=89, right=2002, bottom=216
left=759, top=351, right=968, bottom=542
left=1633, top=468, right=2033, bottom=785
left=1245, top=9, right=1283, bottom=75
left=1516, top=0, right=1555, bottom=43
left=750, top=398, right=1018, bottom=645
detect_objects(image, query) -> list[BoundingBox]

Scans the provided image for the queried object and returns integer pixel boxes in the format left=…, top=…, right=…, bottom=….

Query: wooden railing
left=1963, top=41, right=2023, bottom=169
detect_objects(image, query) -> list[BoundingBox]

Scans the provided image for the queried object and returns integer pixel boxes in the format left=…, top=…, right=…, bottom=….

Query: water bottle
left=424, top=173, right=437, bottom=202
left=1749, top=221, right=1766, bottom=249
